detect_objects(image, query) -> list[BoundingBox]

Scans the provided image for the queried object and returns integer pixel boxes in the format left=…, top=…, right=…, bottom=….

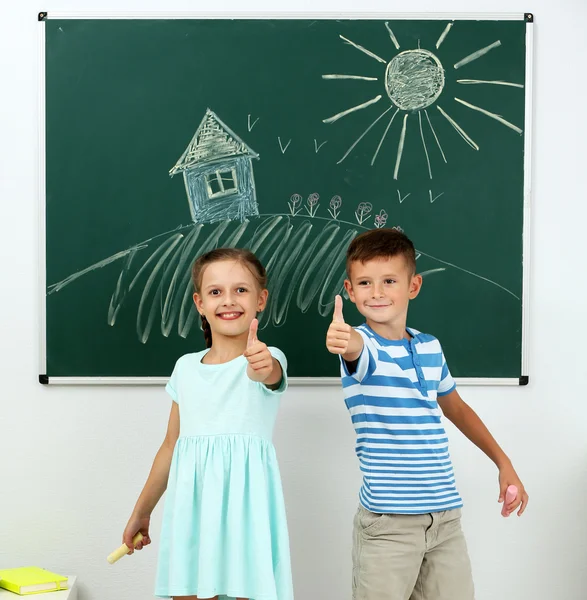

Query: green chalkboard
left=42, top=15, right=531, bottom=381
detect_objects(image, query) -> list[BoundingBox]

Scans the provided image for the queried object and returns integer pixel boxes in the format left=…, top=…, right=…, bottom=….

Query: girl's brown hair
left=191, top=248, right=268, bottom=348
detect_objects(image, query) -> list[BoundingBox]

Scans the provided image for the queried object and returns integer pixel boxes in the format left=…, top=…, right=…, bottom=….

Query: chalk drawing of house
left=169, top=109, right=260, bottom=224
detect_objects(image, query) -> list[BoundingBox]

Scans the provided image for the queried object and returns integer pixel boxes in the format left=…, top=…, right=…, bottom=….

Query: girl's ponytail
left=201, top=314, right=213, bottom=348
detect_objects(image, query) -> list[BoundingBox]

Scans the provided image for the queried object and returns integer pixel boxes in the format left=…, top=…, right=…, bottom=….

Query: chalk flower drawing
left=355, top=202, right=373, bottom=225
left=305, top=193, right=320, bottom=217
left=328, top=195, right=342, bottom=219
left=288, top=193, right=304, bottom=216
left=322, top=22, right=524, bottom=179
left=374, top=209, right=388, bottom=228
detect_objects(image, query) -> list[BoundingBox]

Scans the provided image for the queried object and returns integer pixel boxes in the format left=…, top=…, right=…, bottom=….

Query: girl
left=122, top=248, right=294, bottom=600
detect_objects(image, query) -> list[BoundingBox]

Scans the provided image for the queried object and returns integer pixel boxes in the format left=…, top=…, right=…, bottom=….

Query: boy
left=326, top=228, right=528, bottom=600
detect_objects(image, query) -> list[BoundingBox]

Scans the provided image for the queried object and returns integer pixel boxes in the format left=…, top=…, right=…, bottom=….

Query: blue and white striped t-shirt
left=341, top=324, right=463, bottom=514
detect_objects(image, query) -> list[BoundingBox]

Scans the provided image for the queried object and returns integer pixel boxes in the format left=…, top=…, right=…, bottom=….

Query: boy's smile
left=344, top=255, right=422, bottom=338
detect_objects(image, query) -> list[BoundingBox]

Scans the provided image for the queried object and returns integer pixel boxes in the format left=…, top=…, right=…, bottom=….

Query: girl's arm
left=264, top=357, right=283, bottom=388
left=122, top=402, right=180, bottom=552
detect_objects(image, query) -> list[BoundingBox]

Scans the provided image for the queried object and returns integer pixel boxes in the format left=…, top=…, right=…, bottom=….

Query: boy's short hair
left=346, top=228, right=417, bottom=277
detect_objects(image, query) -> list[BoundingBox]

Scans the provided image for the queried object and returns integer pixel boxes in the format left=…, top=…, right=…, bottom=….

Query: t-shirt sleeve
left=165, top=358, right=181, bottom=403
left=437, top=348, right=456, bottom=396
left=263, top=346, right=288, bottom=395
left=339, top=328, right=376, bottom=383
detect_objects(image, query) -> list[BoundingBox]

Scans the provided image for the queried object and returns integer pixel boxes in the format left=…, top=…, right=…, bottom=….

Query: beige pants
left=352, top=505, right=475, bottom=600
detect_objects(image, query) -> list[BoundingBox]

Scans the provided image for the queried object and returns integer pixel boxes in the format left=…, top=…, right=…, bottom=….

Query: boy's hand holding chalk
left=498, top=464, right=528, bottom=517
left=501, top=485, right=518, bottom=517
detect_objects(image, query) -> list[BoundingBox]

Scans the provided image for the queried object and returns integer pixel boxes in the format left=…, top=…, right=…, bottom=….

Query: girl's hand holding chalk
left=107, top=532, right=144, bottom=564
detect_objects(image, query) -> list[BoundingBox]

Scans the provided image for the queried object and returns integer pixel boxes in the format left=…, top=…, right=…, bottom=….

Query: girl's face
left=193, top=260, right=268, bottom=341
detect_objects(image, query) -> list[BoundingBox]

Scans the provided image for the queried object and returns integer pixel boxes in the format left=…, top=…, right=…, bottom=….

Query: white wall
left=1, top=1, right=586, bottom=599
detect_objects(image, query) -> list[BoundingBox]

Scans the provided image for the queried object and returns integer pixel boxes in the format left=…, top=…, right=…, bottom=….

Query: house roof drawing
left=169, top=109, right=259, bottom=176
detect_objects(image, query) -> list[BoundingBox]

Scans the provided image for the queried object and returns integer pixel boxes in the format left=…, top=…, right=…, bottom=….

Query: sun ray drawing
left=436, top=22, right=453, bottom=49
left=385, top=22, right=400, bottom=50
left=454, top=97, right=523, bottom=134
left=322, top=74, right=378, bottom=81
left=419, top=111, right=432, bottom=179
left=323, top=95, right=382, bottom=124
left=454, top=40, right=501, bottom=69
left=457, top=79, right=524, bottom=88
left=437, top=105, right=479, bottom=151
left=371, top=107, right=399, bottom=166
left=322, top=23, right=523, bottom=178
left=338, top=105, right=395, bottom=165
left=339, top=35, right=386, bottom=63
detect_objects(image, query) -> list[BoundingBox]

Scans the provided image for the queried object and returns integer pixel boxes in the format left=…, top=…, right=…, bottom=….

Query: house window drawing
left=169, top=109, right=260, bottom=224
left=206, top=168, right=238, bottom=198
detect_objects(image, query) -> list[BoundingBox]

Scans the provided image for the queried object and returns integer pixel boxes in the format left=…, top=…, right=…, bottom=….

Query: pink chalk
left=501, top=484, right=518, bottom=517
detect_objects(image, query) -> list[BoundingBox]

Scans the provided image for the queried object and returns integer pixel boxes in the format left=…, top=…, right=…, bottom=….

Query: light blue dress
left=155, top=347, right=294, bottom=600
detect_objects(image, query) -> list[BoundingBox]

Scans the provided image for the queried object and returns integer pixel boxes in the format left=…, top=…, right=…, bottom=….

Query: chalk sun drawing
left=322, top=22, right=524, bottom=180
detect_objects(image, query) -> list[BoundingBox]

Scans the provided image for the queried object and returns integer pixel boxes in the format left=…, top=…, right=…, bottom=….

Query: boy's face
left=344, top=255, right=422, bottom=327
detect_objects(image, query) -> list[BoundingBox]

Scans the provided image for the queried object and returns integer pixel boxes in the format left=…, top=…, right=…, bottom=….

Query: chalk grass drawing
left=314, top=139, right=328, bottom=153
left=278, top=137, right=292, bottom=154
left=328, top=195, right=342, bottom=219
left=429, top=190, right=445, bottom=203
left=48, top=214, right=519, bottom=344
left=247, top=114, right=259, bottom=131
left=397, top=190, right=411, bottom=204
left=169, top=109, right=259, bottom=224
left=322, top=22, right=524, bottom=180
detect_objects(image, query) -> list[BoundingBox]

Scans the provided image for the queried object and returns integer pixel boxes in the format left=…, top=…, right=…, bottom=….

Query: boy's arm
left=438, top=389, right=529, bottom=516
left=326, top=295, right=364, bottom=362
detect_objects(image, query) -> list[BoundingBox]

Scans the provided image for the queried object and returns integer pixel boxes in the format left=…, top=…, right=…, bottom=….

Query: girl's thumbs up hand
left=244, top=319, right=273, bottom=382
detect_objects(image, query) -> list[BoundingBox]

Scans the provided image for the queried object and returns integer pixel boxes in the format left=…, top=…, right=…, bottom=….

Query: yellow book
left=0, top=567, right=68, bottom=595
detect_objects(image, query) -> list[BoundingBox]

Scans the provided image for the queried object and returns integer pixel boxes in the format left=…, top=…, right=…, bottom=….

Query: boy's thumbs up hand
left=326, top=295, right=353, bottom=355
left=244, top=318, right=273, bottom=382
left=332, top=294, right=345, bottom=323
